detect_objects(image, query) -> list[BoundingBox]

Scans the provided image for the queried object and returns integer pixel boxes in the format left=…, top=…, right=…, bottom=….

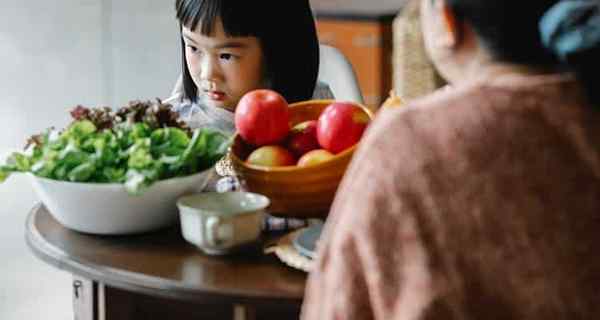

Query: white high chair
left=317, top=44, right=364, bottom=104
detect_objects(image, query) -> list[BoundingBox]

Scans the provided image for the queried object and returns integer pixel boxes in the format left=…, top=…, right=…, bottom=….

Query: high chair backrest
left=317, top=44, right=364, bottom=104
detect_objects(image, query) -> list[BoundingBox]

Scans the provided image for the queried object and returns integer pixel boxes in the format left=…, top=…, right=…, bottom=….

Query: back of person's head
left=443, top=0, right=600, bottom=106
left=175, top=0, right=319, bottom=104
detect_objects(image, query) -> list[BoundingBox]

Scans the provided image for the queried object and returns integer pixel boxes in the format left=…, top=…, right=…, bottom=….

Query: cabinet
left=310, top=0, right=407, bottom=108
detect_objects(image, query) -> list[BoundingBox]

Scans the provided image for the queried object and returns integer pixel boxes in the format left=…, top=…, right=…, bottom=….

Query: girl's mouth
left=206, top=91, right=226, bottom=102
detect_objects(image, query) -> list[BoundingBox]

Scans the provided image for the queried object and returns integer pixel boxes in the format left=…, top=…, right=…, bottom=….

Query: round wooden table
left=25, top=204, right=306, bottom=320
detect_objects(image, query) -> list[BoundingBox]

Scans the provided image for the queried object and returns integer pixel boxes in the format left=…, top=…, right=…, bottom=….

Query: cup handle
left=206, top=216, right=234, bottom=247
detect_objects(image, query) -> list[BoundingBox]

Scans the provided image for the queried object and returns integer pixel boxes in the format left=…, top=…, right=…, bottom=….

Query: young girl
left=167, top=1, right=331, bottom=230
left=167, top=0, right=332, bottom=134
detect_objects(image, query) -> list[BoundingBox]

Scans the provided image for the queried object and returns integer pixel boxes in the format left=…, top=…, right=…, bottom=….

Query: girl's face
left=182, top=19, right=265, bottom=111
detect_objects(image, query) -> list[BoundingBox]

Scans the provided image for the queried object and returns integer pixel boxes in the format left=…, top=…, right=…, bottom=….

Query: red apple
left=235, top=89, right=290, bottom=146
left=297, top=149, right=335, bottom=167
left=246, top=145, right=296, bottom=167
left=317, top=102, right=369, bottom=154
left=286, top=120, right=320, bottom=157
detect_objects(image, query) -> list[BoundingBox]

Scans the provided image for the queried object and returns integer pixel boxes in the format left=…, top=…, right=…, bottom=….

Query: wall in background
left=0, top=1, right=179, bottom=318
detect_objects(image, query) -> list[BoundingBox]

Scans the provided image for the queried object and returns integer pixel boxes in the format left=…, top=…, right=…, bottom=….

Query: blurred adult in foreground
left=302, top=0, right=600, bottom=319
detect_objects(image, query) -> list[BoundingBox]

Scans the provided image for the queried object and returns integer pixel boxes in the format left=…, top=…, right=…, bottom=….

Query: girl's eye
left=186, top=45, right=198, bottom=53
left=219, top=53, right=234, bottom=61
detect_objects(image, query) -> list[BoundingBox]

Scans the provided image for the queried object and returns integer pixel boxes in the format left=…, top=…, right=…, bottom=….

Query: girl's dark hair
left=175, top=0, right=319, bottom=105
left=446, top=0, right=600, bottom=106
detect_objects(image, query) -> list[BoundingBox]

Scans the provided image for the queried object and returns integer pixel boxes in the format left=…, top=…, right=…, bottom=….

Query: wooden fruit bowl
left=230, top=100, right=373, bottom=219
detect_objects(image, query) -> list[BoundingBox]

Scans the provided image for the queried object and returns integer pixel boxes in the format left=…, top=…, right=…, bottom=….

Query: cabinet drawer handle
left=352, top=35, right=381, bottom=48
left=73, top=280, right=83, bottom=299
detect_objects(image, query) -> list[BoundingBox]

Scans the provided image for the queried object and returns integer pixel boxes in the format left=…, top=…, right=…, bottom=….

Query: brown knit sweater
left=301, top=73, right=600, bottom=320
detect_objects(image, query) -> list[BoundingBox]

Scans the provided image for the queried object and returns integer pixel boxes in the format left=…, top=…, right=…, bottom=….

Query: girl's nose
left=200, top=55, right=220, bottom=82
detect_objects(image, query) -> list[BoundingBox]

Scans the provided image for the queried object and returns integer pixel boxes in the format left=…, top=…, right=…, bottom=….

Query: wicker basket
left=392, top=0, right=446, bottom=101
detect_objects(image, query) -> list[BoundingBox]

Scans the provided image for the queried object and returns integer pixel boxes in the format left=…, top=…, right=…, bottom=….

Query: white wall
left=0, top=1, right=179, bottom=318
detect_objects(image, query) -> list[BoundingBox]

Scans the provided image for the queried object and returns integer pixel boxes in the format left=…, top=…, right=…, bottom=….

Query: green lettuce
left=1, top=120, right=231, bottom=194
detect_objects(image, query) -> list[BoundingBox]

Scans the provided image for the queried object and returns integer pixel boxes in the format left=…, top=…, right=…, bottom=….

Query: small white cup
left=177, top=192, right=269, bottom=255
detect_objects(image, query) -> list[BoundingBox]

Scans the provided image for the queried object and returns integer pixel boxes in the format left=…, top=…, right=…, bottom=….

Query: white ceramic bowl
left=29, top=169, right=215, bottom=235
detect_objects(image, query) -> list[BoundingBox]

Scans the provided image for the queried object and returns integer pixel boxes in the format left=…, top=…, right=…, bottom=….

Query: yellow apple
left=246, top=145, right=296, bottom=167
left=297, top=149, right=335, bottom=167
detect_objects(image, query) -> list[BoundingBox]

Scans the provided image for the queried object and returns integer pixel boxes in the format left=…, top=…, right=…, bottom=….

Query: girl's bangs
left=176, top=0, right=257, bottom=37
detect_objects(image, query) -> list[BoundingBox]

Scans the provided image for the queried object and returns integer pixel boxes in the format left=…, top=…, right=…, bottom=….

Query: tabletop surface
left=310, top=0, right=408, bottom=22
left=25, top=204, right=306, bottom=306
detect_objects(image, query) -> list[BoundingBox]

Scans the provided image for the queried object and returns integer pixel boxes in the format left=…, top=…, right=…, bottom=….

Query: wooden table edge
left=25, top=203, right=304, bottom=307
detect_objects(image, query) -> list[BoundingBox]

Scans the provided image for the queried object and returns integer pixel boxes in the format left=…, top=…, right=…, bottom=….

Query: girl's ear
left=440, top=1, right=462, bottom=48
